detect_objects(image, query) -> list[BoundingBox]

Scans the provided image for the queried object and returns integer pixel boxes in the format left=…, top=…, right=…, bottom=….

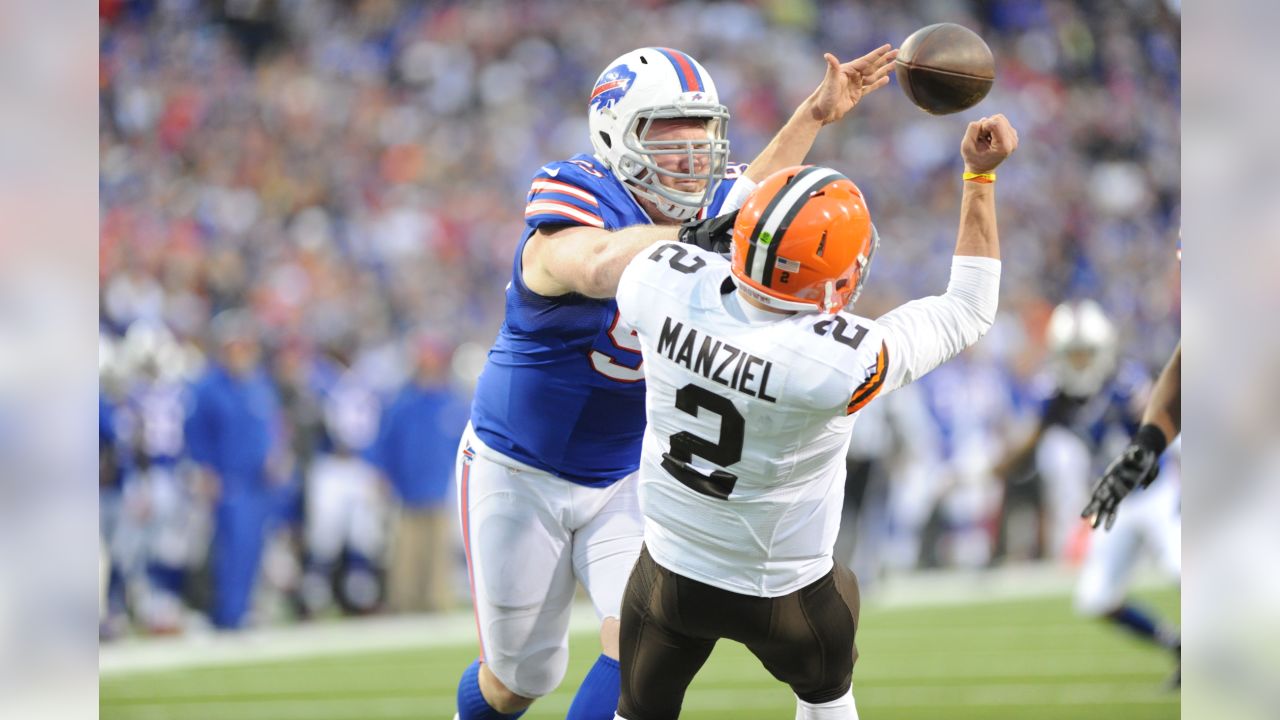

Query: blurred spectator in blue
left=376, top=332, right=468, bottom=613
left=183, top=309, right=285, bottom=629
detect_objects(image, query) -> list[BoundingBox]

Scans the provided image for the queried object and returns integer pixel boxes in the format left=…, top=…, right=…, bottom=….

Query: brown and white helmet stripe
left=741, top=166, right=850, bottom=288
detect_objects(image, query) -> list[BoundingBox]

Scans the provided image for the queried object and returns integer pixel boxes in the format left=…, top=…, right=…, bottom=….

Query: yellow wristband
left=963, top=171, right=996, bottom=184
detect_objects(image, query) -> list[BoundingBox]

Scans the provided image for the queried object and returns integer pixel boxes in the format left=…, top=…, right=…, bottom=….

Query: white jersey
left=616, top=241, right=999, bottom=596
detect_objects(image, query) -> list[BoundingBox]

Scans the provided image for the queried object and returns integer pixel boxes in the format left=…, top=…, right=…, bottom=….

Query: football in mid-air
left=895, top=23, right=994, bottom=115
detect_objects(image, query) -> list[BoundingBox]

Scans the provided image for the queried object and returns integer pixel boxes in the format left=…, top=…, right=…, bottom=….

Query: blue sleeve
left=524, top=161, right=607, bottom=229
left=183, top=379, right=216, bottom=468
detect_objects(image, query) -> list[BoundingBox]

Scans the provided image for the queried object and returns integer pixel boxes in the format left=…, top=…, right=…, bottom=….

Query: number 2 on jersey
left=661, top=384, right=745, bottom=500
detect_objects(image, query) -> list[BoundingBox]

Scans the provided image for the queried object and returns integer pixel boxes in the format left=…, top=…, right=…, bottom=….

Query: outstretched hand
left=961, top=113, right=1019, bottom=173
left=806, top=45, right=899, bottom=126
left=1082, top=441, right=1161, bottom=531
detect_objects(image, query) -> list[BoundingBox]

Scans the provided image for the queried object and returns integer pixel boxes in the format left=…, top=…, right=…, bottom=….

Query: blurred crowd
left=98, top=0, right=1180, bottom=635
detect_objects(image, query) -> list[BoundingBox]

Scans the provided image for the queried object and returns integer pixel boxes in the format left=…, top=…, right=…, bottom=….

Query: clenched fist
left=961, top=113, right=1019, bottom=174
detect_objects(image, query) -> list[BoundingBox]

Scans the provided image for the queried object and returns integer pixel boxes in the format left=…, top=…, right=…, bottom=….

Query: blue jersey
left=319, top=369, right=382, bottom=460
left=184, top=363, right=282, bottom=496
left=1036, top=360, right=1150, bottom=454
left=120, top=379, right=188, bottom=469
left=377, top=381, right=469, bottom=507
left=470, top=153, right=743, bottom=486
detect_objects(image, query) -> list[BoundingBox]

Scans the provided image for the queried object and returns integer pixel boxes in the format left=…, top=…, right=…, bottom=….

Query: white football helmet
left=1046, top=299, right=1118, bottom=397
left=122, top=319, right=185, bottom=382
left=588, top=47, right=730, bottom=221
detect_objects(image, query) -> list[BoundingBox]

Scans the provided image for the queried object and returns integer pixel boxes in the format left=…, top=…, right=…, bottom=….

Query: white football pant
left=457, top=424, right=643, bottom=698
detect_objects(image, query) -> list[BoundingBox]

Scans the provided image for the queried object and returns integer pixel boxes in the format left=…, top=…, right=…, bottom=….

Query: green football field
left=101, top=589, right=1179, bottom=720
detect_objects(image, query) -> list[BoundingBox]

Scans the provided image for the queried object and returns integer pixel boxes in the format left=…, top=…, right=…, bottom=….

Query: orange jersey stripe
left=846, top=342, right=889, bottom=415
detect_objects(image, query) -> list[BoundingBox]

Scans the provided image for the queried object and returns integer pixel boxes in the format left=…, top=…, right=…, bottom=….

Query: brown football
left=895, top=23, right=994, bottom=115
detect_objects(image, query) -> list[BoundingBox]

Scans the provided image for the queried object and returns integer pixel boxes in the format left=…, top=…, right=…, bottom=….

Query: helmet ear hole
left=599, top=132, right=612, bottom=149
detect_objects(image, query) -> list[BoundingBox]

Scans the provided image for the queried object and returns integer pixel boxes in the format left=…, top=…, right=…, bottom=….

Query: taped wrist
left=1133, top=423, right=1169, bottom=457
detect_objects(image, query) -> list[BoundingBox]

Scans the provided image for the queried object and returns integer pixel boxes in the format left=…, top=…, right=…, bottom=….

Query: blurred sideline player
left=184, top=310, right=287, bottom=630
left=456, top=45, right=899, bottom=720
left=998, top=301, right=1180, bottom=680
left=114, top=321, right=199, bottom=633
left=613, top=115, right=1018, bottom=719
left=994, top=300, right=1146, bottom=559
left=300, top=364, right=386, bottom=616
left=377, top=333, right=468, bottom=614
left=1080, top=267, right=1181, bottom=685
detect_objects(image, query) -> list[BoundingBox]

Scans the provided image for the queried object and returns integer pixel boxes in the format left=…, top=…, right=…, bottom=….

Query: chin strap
left=821, top=281, right=837, bottom=313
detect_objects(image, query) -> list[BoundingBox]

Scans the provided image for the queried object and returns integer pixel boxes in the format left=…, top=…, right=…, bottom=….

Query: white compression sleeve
left=876, top=255, right=1001, bottom=391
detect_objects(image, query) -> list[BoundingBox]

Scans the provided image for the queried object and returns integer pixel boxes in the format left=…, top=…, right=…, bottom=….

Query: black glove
left=1081, top=424, right=1168, bottom=530
left=677, top=209, right=739, bottom=254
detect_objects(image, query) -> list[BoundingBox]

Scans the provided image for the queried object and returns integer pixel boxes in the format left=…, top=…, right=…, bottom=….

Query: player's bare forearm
left=953, top=181, right=999, bottom=260
left=1142, top=342, right=1181, bottom=443
left=955, top=114, right=1017, bottom=260
left=525, top=225, right=675, bottom=298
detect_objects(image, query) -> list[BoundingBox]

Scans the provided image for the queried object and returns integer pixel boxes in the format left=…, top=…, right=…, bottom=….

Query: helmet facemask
left=614, top=107, right=729, bottom=221
left=842, top=222, right=880, bottom=311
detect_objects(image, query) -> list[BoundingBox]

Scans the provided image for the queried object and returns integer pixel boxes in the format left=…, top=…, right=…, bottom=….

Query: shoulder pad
left=525, top=157, right=610, bottom=229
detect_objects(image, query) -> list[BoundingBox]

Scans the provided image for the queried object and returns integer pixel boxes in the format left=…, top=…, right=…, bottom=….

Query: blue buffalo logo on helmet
left=589, top=64, right=637, bottom=111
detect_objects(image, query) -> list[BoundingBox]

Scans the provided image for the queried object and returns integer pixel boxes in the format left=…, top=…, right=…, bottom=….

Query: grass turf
left=101, top=588, right=1179, bottom=719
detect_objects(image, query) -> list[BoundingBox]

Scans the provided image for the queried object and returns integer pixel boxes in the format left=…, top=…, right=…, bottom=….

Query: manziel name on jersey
left=656, top=316, right=779, bottom=403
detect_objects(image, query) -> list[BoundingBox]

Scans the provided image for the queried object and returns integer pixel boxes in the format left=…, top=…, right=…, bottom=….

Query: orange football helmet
left=730, top=166, right=878, bottom=314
